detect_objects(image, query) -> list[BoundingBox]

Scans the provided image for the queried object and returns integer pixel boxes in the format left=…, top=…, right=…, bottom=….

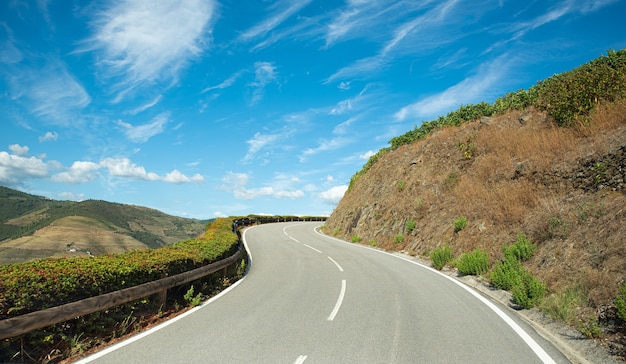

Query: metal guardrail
left=0, top=216, right=326, bottom=340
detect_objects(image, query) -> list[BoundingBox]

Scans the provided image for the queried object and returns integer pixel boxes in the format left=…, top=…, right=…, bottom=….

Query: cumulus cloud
left=100, top=157, right=160, bottom=181
left=9, top=144, right=29, bottom=156
left=83, top=0, right=216, bottom=101
left=221, top=171, right=304, bottom=200
left=39, top=131, right=59, bottom=142
left=52, top=161, right=101, bottom=184
left=319, top=185, right=347, bottom=205
left=0, top=150, right=50, bottom=186
left=117, top=112, right=169, bottom=143
left=163, top=169, right=205, bottom=184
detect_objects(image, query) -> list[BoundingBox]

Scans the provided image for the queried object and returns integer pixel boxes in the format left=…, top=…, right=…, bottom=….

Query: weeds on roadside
left=430, top=245, right=453, bottom=270
left=457, top=248, right=489, bottom=275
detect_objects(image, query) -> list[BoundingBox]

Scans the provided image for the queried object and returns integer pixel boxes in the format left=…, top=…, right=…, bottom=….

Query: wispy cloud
left=248, top=62, right=278, bottom=105
left=238, top=0, right=313, bottom=42
left=202, top=70, right=244, bottom=93
left=395, top=55, right=512, bottom=121
left=163, top=169, right=204, bottom=184
left=83, top=0, right=216, bottom=101
left=116, top=112, right=169, bottom=143
left=244, top=126, right=293, bottom=162
left=300, top=137, right=351, bottom=162
left=129, top=95, right=163, bottom=115
left=325, top=0, right=460, bottom=83
left=6, top=59, right=91, bottom=125
left=221, top=171, right=304, bottom=200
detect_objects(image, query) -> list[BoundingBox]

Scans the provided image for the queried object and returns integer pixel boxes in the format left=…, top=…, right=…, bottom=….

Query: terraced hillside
left=0, top=187, right=210, bottom=264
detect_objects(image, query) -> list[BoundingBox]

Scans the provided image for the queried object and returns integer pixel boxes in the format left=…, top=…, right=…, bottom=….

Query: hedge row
left=0, top=217, right=239, bottom=320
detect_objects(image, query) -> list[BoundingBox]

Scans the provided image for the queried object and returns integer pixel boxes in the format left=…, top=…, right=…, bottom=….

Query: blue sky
left=1, top=0, right=625, bottom=219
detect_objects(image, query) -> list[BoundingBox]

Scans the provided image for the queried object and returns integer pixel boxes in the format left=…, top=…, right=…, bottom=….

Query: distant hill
left=324, top=51, right=626, bottom=359
left=0, top=186, right=211, bottom=264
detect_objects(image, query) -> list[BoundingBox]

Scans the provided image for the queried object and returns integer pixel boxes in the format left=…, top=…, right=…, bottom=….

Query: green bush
left=512, top=271, right=546, bottom=309
left=503, top=233, right=536, bottom=262
left=453, top=217, right=467, bottom=232
left=615, top=283, right=626, bottom=321
left=457, top=248, right=489, bottom=275
left=490, top=259, right=524, bottom=291
left=405, top=219, right=417, bottom=233
left=351, top=235, right=362, bottom=243
left=430, top=245, right=453, bottom=270
left=394, top=234, right=404, bottom=244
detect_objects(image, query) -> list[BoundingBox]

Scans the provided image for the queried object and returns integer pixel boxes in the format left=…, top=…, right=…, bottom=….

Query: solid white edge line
left=294, top=354, right=308, bottom=364
left=313, top=227, right=556, bottom=364
left=74, top=226, right=256, bottom=364
left=303, top=243, right=322, bottom=253
left=327, top=279, right=346, bottom=321
left=327, top=256, right=344, bottom=272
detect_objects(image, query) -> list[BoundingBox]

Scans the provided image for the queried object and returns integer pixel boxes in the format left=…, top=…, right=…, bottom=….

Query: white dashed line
left=328, top=279, right=346, bottom=321
left=327, top=256, right=344, bottom=272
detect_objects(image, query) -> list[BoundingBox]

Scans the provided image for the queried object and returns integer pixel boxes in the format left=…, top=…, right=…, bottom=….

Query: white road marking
left=289, top=236, right=300, bottom=243
left=328, top=279, right=346, bottom=321
left=303, top=243, right=322, bottom=253
left=314, top=228, right=556, bottom=364
left=294, top=355, right=308, bottom=364
left=327, top=256, right=344, bottom=272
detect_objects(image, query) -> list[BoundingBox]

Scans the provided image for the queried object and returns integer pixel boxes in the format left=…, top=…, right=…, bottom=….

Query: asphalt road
left=76, top=222, right=570, bottom=363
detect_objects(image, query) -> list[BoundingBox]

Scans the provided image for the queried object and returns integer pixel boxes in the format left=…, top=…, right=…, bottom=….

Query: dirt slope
left=324, top=101, right=626, bottom=359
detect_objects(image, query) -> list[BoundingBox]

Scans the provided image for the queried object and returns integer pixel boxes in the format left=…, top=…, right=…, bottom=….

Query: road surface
left=77, top=222, right=570, bottom=363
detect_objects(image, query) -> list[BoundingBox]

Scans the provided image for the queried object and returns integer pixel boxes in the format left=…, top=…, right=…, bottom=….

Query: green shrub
left=490, top=259, right=523, bottom=291
left=503, top=233, right=536, bottom=262
left=541, top=286, right=586, bottom=323
left=394, top=234, right=404, bottom=244
left=405, top=219, right=417, bottom=233
left=512, top=271, right=546, bottom=309
left=615, top=283, right=626, bottom=321
left=457, top=248, right=489, bottom=275
left=430, top=245, right=453, bottom=270
left=453, top=217, right=467, bottom=232
left=351, top=235, right=362, bottom=243
left=183, top=285, right=203, bottom=307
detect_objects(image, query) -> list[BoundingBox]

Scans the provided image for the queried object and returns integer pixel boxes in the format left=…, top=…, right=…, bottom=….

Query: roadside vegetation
left=327, top=49, right=626, bottom=359
left=0, top=218, right=242, bottom=363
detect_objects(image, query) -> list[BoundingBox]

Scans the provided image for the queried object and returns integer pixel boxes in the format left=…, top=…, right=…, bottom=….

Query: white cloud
left=300, top=137, right=351, bottom=162
left=319, top=185, right=348, bottom=205
left=221, top=171, right=305, bottom=200
left=129, top=95, right=163, bottom=115
left=84, top=0, right=215, bottom=101
left=117, top=112, right=169, bottom=143
left=52, top=161, right=101, bottom=184
left=238, top=0, right=313, bottom=42
left=248, top=62, right=278, bottom=105
left=395, top=55, right=511, bottom=121
left=58, top=192, right=86, bottom=201
left=163, top=169, right=205, bottom=184
left=0, top=150, right=50, bottom=186
left=244, top=127, right=294, bottom=162
left=39, top=132, right=59, bottom=142
left=100, top=157, right=160, bottom=181
left=360, top=150, right=375, bottom=160
left=9, top=144, right=29, bottom=156
left=99, top=157, right=203, bottom=184
left=202, top=71, right=244, bottom=93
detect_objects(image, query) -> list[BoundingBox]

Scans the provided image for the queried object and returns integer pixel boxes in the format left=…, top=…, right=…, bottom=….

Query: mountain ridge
left=0, top=186, right=210, bottom=264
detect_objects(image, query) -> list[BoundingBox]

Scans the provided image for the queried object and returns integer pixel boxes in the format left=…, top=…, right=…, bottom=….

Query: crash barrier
left=0, top=216, right=326, bottom=340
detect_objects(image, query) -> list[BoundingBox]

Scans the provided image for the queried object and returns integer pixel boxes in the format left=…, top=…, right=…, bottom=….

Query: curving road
left=77, top=222, right=570, bottom=363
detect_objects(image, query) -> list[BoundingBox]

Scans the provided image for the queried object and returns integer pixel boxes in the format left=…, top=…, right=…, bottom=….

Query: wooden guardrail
left=0, top=216, right=326, bottom=340
left=0, top=248, right=243, bottom=340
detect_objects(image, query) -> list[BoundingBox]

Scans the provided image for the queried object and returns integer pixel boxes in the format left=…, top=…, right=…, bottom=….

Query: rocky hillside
left=324, top=54, right=626, bottom=358
left=0, top=187, right=210, bottom=264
